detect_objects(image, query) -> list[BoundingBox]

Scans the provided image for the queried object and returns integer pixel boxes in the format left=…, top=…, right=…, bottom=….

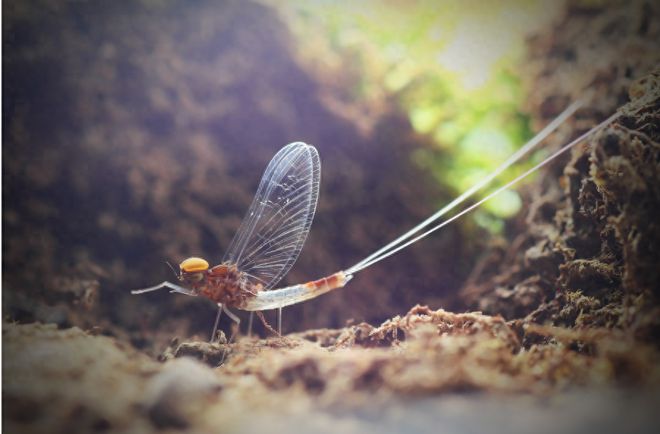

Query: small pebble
left=144, top=357, right=222, bottom=428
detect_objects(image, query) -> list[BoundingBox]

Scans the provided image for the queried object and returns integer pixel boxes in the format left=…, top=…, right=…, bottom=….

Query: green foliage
left=268, top=0, right=561, bottom=232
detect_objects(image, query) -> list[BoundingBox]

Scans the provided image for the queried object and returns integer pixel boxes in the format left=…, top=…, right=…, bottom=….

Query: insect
left=133, top=101, right=622, bottom=340
left=132, top=142, right=352, bottom=340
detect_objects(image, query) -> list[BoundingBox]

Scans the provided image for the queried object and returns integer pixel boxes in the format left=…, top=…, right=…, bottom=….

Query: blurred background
left=4, top=0, right=566, bottom=343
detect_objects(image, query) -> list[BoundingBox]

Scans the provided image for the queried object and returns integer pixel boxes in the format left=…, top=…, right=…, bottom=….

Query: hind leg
left=277, top=307, right=283, bottom=336
left=247, top=312, right=254, bottom=337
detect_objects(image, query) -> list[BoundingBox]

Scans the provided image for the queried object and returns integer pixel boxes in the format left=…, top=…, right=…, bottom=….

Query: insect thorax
left=199, top=263, right=256, bottom=307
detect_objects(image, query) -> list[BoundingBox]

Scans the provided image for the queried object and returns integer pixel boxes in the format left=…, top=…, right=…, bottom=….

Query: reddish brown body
left=305, top=273, right=344, bottom=291
left=196, top=263, right=259, bottom=307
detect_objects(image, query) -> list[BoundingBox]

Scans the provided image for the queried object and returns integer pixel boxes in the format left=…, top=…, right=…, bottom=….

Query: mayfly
left=132, top=142, right=342, bottom=339
left=132, top=101, right=622, bottom=340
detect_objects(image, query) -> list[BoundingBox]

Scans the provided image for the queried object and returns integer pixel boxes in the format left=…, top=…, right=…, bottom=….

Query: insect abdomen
left=241, top=271, right=352, bottom=311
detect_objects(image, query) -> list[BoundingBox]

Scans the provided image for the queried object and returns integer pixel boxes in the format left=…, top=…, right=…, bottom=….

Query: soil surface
left=3, top=1, right=660, bottom=434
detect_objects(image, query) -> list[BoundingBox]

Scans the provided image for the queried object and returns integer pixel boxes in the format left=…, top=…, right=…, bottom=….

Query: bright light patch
left=461, top=127, right=515, bottom=163
left=436, top=2, right=555, bottom=92
left=410, top=106, right=442, bottom=134
left=437, top=20, right=506, bottom=90
left=271, top=0, right=562, bottom=228
left=484, top=189, right=522, bottom=218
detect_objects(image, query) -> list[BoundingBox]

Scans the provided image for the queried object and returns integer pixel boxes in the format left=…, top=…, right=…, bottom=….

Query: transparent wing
left=222, top=142, right=321, bottom=290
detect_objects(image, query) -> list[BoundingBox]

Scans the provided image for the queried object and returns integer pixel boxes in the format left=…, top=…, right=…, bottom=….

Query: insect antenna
left=165, top=261, right=179, bottom=279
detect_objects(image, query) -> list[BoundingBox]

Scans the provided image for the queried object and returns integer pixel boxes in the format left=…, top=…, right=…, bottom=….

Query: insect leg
left=223, top=305, right=241, bottom=343
left=277, top=307, right=283, bottom=335
left=255, top=311, right=280, bottom=337
left=247, top=312, right=254, bottom=337
left=131, top=281, right=196, bottom=296
left=210, top=304, right=223, bottom=343
left=131, top=281, right=169, bottom=294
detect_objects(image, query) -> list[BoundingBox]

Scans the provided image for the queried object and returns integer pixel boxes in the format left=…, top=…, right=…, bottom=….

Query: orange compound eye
left=179, top=257, right=209, bottom=273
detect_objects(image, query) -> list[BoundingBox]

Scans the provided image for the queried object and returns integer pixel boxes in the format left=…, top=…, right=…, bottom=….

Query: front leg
left=131, top=281, right=196, bottom=296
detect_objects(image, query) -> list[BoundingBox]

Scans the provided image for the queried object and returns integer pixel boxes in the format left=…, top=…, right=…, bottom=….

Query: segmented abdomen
left=241, top=271, right=352, bottom=311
